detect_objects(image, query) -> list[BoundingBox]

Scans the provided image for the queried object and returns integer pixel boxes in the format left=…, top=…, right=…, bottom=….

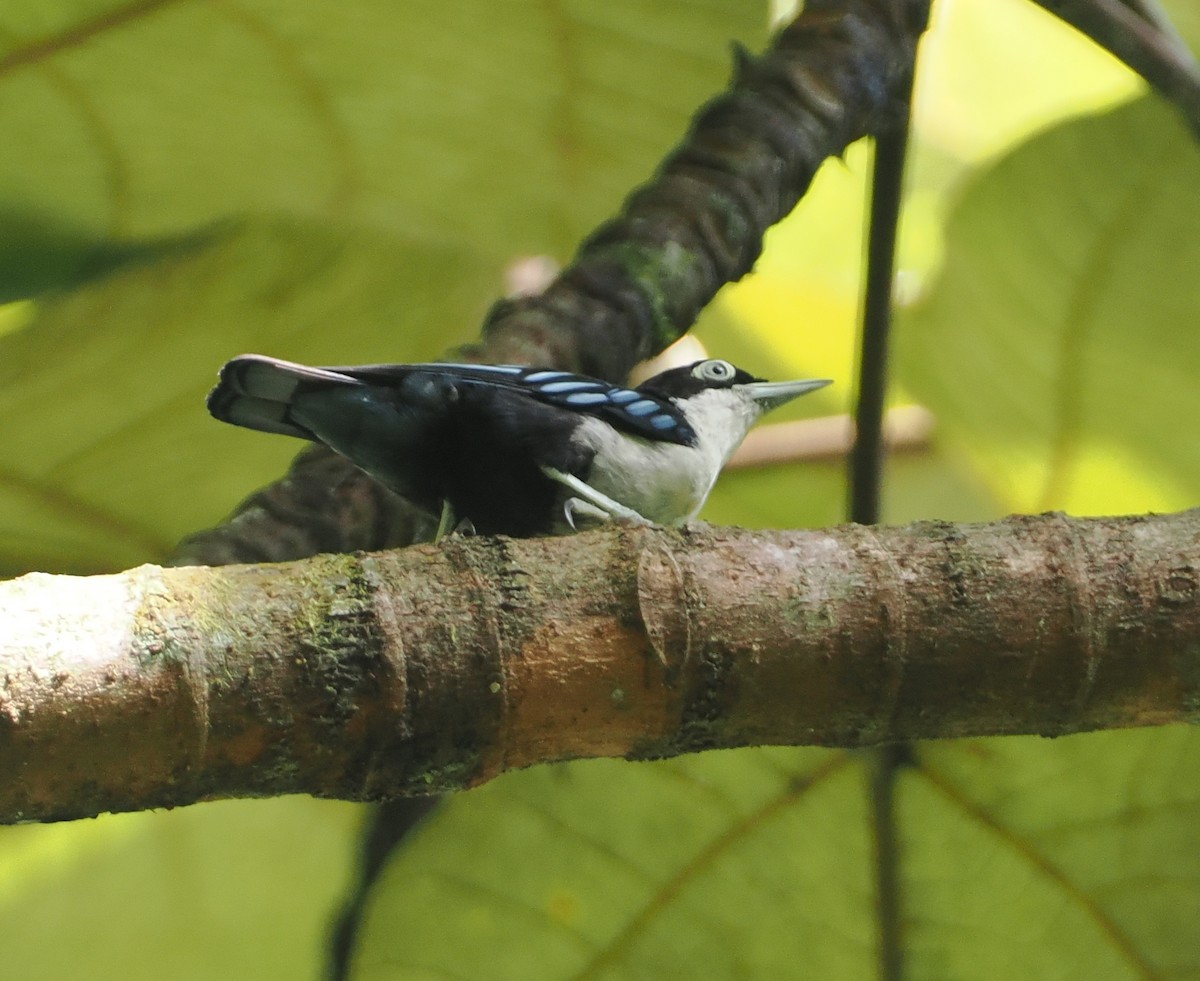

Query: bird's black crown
left=636, top=359, right=761, bottom=401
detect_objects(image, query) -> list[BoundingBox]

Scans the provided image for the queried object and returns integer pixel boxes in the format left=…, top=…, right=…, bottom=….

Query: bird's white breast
left=570, top=388, right=761, bottom=526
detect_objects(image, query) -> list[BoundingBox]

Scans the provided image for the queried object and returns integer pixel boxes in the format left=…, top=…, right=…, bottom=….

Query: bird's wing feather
left=326, top=363, right=696, bottom=445
left=207, top=355, right=362, bottom=439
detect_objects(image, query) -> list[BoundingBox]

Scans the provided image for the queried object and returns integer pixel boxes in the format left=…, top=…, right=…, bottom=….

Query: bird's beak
left=740, top=378, right=832, bottom=412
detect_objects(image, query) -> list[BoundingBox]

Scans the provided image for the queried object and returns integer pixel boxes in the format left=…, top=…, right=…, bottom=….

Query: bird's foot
left=561, top=495, right=652, bottom=533
left=433, top=500, right=476, bottom=542
left=562, top=497, right=611, bottom=531
left=540, top=466, right=653, bottom=529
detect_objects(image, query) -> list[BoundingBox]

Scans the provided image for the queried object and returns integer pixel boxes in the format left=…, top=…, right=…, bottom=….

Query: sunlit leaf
left=0, top=219, right=495, bottom=575
left=905, top=729, right=1200, bottom=980
left=0, top=0, right=765, bottom=297
left=0, top=0, right=767, bottom=575
left=915, top=0, right=1141, bottom=165
left=352, top=730, right=1200, bottom=979
left=897, top=96, right=1200, bottom=516
left=0, top=797, right=361, bottom=981
left=352, top=750, right=877, bottom=980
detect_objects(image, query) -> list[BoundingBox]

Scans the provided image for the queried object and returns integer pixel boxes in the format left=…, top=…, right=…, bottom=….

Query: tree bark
left=4, top=509, right=1197, bottom=824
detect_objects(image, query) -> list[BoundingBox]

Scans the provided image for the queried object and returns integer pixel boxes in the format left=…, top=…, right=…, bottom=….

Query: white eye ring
left=693, top=359, right=736, bottom=382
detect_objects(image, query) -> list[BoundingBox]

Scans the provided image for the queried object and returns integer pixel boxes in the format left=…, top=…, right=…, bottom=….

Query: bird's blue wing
left=327, top=363, right=696, bottom=445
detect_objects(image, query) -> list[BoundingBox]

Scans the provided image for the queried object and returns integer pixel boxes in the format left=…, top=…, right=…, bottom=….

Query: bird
left=207, top=355, right=830, bottom=538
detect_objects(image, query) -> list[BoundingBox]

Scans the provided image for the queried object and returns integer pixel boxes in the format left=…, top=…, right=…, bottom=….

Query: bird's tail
left=207, top=354, right=357, bottom=440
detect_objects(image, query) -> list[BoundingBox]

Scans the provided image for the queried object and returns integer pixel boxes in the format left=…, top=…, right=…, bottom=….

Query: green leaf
left=0, top=219, right=495, bottom=575
left=0, top=796, right=361, bottom=981
left=351, top=731, right=1200, bottom=979
left=1160, top=0, right=1200, bottom=53
left=352, top=749, right=877, bottom=980
left=896, top=96, right=1200, bottom=516
left=0, top=0, right=767, bottom=574
left=0, top=0, right=765, bottom=296
left=904, top=729, right=1200, bottom=979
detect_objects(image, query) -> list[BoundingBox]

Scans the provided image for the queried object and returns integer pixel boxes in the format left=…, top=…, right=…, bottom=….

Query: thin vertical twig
left=848, top=20, right=922, bottom=979
left=849, top=41, right=916, bottom=525
left=872, top=742, right=914, bottom=981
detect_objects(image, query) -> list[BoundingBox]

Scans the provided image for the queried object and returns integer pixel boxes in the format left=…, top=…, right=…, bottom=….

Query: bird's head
left=635, top=358, right=830, bottom=460
left=639, top=358, right=830, bottom=405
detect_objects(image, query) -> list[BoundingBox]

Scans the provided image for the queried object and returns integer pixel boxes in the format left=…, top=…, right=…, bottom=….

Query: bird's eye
left=692, top=359, right=736, bottom=383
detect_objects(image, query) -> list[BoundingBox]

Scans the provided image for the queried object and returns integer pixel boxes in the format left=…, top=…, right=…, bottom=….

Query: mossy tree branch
left=5, top=509, right=1199, bottom=824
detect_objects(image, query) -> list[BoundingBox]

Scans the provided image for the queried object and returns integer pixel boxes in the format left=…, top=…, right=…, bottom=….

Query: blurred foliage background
left=1, top=0, right=1198, bottom=977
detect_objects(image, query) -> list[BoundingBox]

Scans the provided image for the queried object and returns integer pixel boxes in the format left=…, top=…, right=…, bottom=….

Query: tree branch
left=474, top=0, right=927, bottom=379
left=1033, top=0, right=1200, bottom=138
left=5, top=509, right=1198, bottom=824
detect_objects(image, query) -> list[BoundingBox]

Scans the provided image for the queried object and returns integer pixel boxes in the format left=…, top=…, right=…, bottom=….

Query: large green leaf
left=0, top=0, right=765, bottom=296
left=352, top=749, right=877, bottom=980
left=897, top=96, right=1200, bottom=517
left=0, top=796, right=361, bottom=981
left=1157, top=0, right=1200, bottom=54
left=0, top=220, right=495, bottom=575
left=0, top=0, right=766, bottom=576
left=351, top=731, right=1200, bottom=979
left=904, top=729, right=1200, bottom=980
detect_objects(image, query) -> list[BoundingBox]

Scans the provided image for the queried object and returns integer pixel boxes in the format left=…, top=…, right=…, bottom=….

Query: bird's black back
left=391, top=380, right=592, bottom=536
left=330, top=363, right=696, bottom=445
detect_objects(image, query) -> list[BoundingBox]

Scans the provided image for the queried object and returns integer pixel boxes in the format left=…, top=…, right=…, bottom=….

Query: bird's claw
left=434, top=500, right=475, bottom=542
left=563, top=496, right=651, bottom=531
left=563, top=497, right=611, bottom=531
